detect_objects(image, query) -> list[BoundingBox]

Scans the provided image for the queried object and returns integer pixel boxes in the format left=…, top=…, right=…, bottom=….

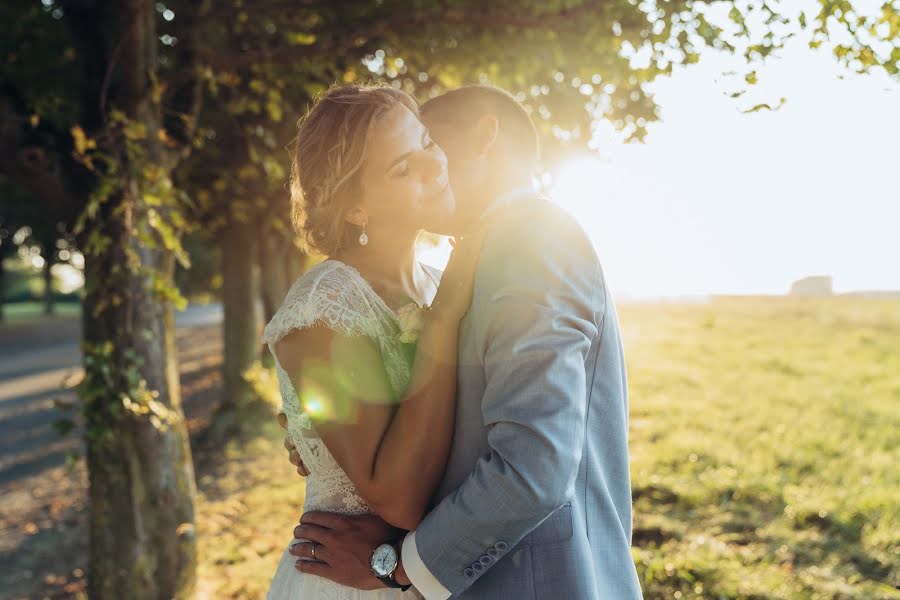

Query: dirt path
left=0, top=307, right=230, bottom=599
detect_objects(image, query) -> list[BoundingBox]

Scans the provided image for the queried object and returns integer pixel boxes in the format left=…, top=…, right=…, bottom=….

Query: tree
left=1, top=0, right=204, bottom=596
left=1, top=0, right=895, bottom=597
left=0, top=175, right=76, bottom=317
left=62, top=1, right=204, bottom=595
left=0, top=179, right=29, bottom=320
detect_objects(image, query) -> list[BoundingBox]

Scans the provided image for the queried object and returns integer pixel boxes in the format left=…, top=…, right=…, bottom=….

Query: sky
left=39, top=6, right=900, bottom=299
left=547, top=32, right=900, bottom=298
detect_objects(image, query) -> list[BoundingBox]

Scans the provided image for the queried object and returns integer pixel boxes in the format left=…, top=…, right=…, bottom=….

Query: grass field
left=621, top=298, right=899, bottom=599
left=0, top=301, right=80, bottom=322
left=196, top=297, right=900, bottom=599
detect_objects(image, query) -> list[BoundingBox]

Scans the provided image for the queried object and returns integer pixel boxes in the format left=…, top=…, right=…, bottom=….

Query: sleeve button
left=494, top=541, right=509, bottom=552
left=487, top=548, right=501, bottom=558
left=464, top=567, right=476, bottom=578
left=479, top=555, right=493, bottom=566
left=472, top=562, right=485, bottom=572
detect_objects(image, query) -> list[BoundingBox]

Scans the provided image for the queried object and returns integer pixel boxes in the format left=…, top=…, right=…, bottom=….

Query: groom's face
left=422, top=115, right=486, bottom=233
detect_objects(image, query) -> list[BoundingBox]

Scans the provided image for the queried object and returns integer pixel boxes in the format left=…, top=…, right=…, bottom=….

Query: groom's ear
left=473, top=114, right=500, bottom=157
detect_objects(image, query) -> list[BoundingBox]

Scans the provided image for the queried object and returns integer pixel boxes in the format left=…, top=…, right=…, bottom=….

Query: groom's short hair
left=421, top=85, right=540, bottom=168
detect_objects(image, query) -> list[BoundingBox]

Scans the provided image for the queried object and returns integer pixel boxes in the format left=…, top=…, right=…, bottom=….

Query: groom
left=283, top=85, right=643, bottom=599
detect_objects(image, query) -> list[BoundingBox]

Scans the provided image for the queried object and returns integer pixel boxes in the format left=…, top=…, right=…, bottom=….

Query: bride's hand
left=430, top=222, right=492, bottom=321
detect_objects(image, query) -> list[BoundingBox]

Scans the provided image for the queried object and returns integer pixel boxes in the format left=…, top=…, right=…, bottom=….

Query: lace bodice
left=262, top=259, right=435, bottom=514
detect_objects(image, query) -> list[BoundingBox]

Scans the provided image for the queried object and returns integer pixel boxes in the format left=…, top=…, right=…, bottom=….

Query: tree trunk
left=0, top=249, right=5, bottom=322
left=284, top=243, right=306, bottom=287
left=257, top=231, right=283, bottom=368
left=43, top=245, right=55, bottom=316
left=61, top=2, right=199, bottom=597
left=82, top=196, right=197, bottom=598
left=220, top=217, right=259, bottom=412
left=257, top=232, right=289, bottom=326
left=1, top=5, right=202, bottom=591
left=256, top=229, right=303, bottom=368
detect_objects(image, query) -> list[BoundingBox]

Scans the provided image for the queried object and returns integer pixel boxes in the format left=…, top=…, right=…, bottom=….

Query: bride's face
left=350, top=104, right=455, bottom=239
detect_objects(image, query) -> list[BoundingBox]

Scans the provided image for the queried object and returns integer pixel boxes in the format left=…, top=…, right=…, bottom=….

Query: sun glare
left=550, top=157, right=608, bottom=227
left=54, top=264, right=85, bottom=294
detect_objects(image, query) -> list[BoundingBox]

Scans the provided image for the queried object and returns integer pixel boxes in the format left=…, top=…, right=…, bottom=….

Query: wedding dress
left=262, top=259, right=430, bottom=599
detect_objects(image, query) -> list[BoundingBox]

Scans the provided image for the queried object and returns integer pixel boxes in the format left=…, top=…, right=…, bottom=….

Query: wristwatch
left=370, top=541, right=412, bottom=591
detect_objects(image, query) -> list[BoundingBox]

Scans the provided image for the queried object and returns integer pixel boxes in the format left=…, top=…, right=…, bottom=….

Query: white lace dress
left=262, top=259, right=433, bottom=599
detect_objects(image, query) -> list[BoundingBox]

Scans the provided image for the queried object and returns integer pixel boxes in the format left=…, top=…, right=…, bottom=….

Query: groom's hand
left=277, top=412, right=309, bottom=477
left=289, top=511, right=406, bottom=590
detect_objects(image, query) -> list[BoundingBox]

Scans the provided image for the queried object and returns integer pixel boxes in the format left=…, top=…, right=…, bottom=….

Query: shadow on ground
left=0, top=321, right=229, bottom=600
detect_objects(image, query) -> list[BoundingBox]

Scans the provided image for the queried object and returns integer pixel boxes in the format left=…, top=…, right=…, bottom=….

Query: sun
left=548, top=155, right=673, bottom=298
left=549, top=156, right=608, bottom=226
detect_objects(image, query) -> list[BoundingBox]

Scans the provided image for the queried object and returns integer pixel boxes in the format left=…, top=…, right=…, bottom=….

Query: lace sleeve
left=259, top=260, right=415, bottom=517
left=262, top=262, right=369, bottom=418
left=262, top=262, right=374, bottom=347
left=262, top=260, right=410, bottom=428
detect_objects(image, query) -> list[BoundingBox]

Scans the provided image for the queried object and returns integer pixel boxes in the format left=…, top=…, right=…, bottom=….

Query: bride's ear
left=474, top=114, right=500, bottom=157
left=344, top=206, right=367, bottom=227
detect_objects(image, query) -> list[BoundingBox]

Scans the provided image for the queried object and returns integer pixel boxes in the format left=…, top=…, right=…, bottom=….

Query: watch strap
left=379, top=574, right=412, bottom=591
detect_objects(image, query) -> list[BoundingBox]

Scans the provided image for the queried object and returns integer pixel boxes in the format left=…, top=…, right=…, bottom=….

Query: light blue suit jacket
left=414, top=193, right=642, bottom=599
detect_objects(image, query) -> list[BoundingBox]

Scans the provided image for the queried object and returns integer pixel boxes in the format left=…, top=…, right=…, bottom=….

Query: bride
left=262, top=83, right=480, bottom=598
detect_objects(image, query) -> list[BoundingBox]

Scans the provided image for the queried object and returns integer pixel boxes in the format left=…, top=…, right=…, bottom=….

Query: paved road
left=0, top=303, right=224, bottom=486
left=0, top=303, right=231, bottom=597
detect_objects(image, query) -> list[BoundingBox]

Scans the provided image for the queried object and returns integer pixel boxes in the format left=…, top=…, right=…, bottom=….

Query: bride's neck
left=333, top=233, right=419, bottom=295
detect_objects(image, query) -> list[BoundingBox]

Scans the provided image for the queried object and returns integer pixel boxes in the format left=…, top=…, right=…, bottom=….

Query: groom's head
left=421, top=85, right=539, bottom=231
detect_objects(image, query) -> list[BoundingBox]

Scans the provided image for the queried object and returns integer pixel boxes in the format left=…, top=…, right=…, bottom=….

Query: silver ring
left=311, top=543, right=318, bottom=560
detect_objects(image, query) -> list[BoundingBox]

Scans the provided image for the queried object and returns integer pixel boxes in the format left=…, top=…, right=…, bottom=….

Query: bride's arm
left=275, top=234, right=482, bottom=531
left=275, top=304, right=460, bottom=531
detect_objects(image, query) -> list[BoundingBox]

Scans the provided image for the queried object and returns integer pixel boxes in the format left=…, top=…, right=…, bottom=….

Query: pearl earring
left=358, top=221, right=369, bottom=246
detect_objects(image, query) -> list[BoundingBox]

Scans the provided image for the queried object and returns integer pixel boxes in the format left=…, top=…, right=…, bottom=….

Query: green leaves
left=286, top=32, right=317, bottom=46
left=740, top=97, right=787, bottom=114
left=53, top=417, right=76, bottom=436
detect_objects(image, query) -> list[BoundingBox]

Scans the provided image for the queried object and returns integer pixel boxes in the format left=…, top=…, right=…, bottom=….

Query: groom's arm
left=403, top=201, right=602, bottom=598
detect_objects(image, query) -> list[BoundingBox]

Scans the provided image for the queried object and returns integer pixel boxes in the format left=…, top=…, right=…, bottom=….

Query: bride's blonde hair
left=290, top=83, right=419, bottom=256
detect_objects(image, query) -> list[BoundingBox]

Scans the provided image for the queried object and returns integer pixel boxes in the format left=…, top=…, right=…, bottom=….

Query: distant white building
left=789, top=276, right=834, bottom=297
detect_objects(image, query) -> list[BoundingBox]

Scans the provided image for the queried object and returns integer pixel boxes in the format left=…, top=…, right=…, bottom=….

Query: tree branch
left=166, top=1, right=613, bottom=85
left=161, top=0, right=209, bottom=151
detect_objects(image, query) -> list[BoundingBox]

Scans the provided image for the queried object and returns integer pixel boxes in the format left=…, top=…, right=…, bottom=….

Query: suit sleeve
left=408, top=203, right=603, bottom=597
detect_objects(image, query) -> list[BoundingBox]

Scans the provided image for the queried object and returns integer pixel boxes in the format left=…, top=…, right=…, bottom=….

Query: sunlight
left=550, top=156, right=607, bottom=227
left=548, top=156, right=666, bottom=297
left=53, top=264, right=85, bottom=294
left=548, top=155, right=720, bottom=299
left=419, top=158, right=615, bottom=278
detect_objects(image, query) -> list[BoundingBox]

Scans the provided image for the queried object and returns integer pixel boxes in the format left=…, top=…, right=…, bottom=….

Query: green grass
left=0, top=300, right=81, bottom=322
left=194, top=364, right=306, bottom=599
left=621, top=298, right=899, bottom=599
left=196, top=297, right=900, bottom=599
left=195, top=428, right=303, bottom=599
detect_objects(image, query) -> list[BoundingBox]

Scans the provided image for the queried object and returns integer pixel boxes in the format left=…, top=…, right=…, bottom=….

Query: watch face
left=370, top=543, right=398, bottom=577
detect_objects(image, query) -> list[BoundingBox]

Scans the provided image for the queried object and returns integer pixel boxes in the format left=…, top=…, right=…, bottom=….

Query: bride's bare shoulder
left=274, top=323, right=379, bottom=377
left=273, top=325, right=335, bottom=372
